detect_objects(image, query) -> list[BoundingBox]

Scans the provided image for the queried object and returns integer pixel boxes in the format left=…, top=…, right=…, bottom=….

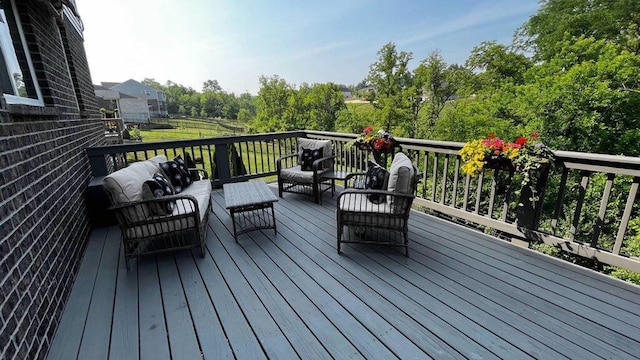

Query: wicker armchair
left=336, top=152, right=417, bottom=256
left=277, top=138, right=335, bottom=204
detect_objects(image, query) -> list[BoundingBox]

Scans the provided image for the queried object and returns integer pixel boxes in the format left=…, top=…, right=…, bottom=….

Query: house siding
left=0, top=1, right=105, bottom=359
left=119, top=98, right=150, bottom=123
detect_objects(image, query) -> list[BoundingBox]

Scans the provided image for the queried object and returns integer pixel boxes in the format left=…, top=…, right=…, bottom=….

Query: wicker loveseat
left=102, top=155, right=212, bottom=267
left=336, top=152, right=417, bottom=256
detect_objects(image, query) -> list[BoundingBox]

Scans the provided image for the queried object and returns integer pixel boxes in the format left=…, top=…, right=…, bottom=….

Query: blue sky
left=80, top=0, right=540, bottom=95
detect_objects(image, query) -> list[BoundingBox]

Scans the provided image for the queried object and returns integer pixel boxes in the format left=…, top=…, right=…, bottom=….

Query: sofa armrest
left=110, top=194, right=200, bottom=226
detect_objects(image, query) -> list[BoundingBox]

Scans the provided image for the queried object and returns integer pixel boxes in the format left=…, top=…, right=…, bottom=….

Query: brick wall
left=0, top=119, right=106, bottom=359
left=0, top=1, right=109, bottom=358
left=14, top=1, right=79, bottom=117
left=60, top=17, right=100, bottom=119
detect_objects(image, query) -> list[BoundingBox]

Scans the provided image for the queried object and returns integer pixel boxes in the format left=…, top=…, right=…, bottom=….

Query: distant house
left=357, top=85, right=375, bottom=99
left=101, top=79, right=168, bottom=118
left=94, top=84, right=150, bottom=123
left=340, top=86, right=353, bottom=99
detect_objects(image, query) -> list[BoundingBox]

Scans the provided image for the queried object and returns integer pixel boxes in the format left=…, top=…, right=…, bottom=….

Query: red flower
left=373, top=138, right=387, bottom=151
left=488, top=133, right=496, bottom=139
left=363, top=126, right=373, bottom=134
left=515, top=137, right=527, bottom=145
left=530, top=132, right=539, bottom=138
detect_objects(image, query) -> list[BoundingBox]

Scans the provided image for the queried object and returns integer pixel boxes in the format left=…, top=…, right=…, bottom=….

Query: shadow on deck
left=48, top=184, right=640, bottom=359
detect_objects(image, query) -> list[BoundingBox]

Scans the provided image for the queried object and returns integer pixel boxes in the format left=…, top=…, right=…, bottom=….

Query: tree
left=304, top=83, right=345, bottom=131
left=517, top=0, right=640, bottom=60
left=515, top=36, right=640, bottom=155
left=141, top=78, right=162, bottom=89
left=164, top=80, right=194, bottom=114
left=251, top=75, right=293, bottom=132
left=202, top=79, right=222, bottom=92
left=237, top=92, right=257, bottom=119
left=366, top=42, right=413, bottom=133
left=466, top=41, right=531, bottom=89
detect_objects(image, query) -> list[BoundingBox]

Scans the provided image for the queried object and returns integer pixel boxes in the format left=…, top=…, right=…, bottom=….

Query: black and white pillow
left=160, top=155, right=193, bottom=193
left=142, top=172, right=175, bottom=215
left=300, top=148, right=323, bottom=171
left=365, top=160, right=389, bottom=204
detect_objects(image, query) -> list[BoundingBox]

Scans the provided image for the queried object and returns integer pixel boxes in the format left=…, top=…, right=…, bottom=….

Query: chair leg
left=337, top=218, right=342, bottom=254
left=404, top=231, right=409, bottom=257
left=278, top=180, right=283, bottom=198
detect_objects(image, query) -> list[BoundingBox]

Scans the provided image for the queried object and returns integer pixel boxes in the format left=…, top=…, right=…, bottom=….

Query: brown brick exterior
left=0, top=1, right=105, bottom=359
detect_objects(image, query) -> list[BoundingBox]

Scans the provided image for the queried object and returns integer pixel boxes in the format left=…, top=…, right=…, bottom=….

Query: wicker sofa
left=102, top=155, right=212, bottom=268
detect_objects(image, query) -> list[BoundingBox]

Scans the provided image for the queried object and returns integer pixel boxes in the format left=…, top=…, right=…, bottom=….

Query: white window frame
left=0, top=0, right=43, bottom=106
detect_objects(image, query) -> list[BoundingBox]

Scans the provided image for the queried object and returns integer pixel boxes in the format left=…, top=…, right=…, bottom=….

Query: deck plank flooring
left=48, top=184, right=640, bottom=360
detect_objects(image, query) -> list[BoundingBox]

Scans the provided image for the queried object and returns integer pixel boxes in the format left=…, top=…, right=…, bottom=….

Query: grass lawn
left=134, top=117, right=278, bottom=181
left=140, top=117, right=246, bottom=142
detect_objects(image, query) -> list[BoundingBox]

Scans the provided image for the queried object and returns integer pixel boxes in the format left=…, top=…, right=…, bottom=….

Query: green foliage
left=366, top=42, right=413, bottom=134
left=466, top=41, right=532, bottom=88
left=516, top=37, right=640, bottom=155
left=250, top=75, right=345, bottom=133
left=517, top=0, right=640, bottom=60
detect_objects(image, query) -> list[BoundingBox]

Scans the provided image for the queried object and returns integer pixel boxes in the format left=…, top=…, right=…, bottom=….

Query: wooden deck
left=48, top=184, right=640, bottom=359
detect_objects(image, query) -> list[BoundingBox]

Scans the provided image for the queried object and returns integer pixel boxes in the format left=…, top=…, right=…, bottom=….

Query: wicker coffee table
left=223, top=181, right=278, bottom=242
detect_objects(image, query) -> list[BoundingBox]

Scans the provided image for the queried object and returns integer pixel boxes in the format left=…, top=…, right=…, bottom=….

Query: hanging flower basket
left=484, top=154, right=516, bottom=172
left=347, top=126, right=400, bottom=167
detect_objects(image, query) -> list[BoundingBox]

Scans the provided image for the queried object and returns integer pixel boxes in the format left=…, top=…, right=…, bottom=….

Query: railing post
left=214, top=143, right=230, bottom=188
left=86, top=149, right=109, bottom=177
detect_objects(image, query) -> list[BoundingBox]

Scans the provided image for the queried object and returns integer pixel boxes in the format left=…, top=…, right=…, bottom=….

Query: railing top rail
left=554, top=150, right=640, bottom=170
left=86, top=130, right=306, bottom=155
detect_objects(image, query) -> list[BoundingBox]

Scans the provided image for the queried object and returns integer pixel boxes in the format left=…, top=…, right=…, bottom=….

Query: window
left=0, top=0, right=43, bottom=106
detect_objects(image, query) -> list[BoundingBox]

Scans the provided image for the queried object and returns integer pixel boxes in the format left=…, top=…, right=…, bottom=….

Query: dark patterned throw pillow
left=142, top=172, right=176, bottom=215
left=365, top=160, right=389, bottom=204
left=300, top=148, right=323, bottom=171
left=160, top=155, right=193, bottom=193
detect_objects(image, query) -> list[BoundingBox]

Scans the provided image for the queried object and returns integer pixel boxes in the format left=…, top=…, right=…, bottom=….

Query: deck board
left=173, top=251, right=234, bottom=360
left=48, top=184, right=640, bottom=360
left=109, top=244, right=139, bottom=360
left=46, top=227, right=108, bottom=360
left=77, top=226, right=120, bottom=360
left=137, top=258, right=171, bottom=360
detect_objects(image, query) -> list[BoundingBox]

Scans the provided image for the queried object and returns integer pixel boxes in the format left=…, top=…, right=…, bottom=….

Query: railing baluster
left=591, top=173, right=615, bottom=247
left=474, top=173, right=484, bottom=214
left=451, top=157, right=460, bottom=207
left=431, top=153, right=438, bottom=201
left=422, top=153, right=428, bottom=199
left=440, top=155, right=449, bottom=204
left=570, top=171, right=591, bottom=241
left=551, top=168, right=569, bottom=235
left=462, top=174, right=471, bottom=211
left=613, top=177, right=639, bottom=255
left=488, top=171, right=497, bottom=218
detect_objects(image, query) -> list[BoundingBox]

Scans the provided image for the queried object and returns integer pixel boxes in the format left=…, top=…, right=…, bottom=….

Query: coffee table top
left=223, top=181, right=278, bottom=209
